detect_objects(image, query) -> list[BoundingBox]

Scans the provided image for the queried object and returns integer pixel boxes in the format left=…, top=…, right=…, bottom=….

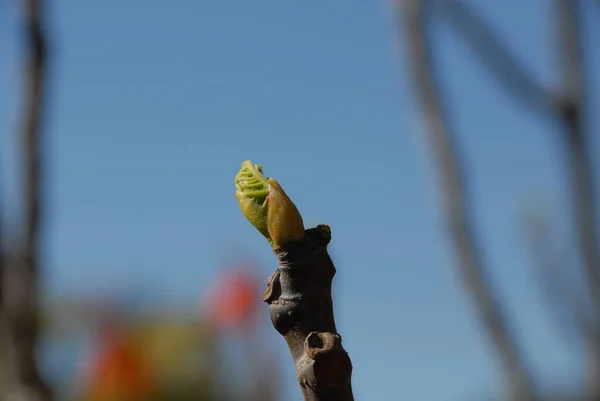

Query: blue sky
left=1, top=0, right=599, bottom=400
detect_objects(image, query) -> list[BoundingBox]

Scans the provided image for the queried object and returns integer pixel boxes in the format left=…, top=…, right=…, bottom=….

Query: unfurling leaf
left=235, top=160, right=304, bottom=247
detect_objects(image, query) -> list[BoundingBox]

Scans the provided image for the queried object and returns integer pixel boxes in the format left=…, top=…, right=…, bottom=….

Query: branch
left=235, top=161, right=354, bottom=401
left=0, top=211, right=3, bottom=325
left=555, top=0, right=600, bottom=316
left=1, top=0, right=52, bottom=399
left=436, top=0, right=600, bottom=313
left=397, top=1, right=537, bottom=399
left=555, top=0, right=600, bottom=396
left=437, top=0, right=551, bottom=116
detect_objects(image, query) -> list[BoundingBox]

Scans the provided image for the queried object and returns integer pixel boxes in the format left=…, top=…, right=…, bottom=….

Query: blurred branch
left=1, top=0, right=52, bottom=400
left=0, top=180, right=4, bottom=316
left=555, top=0, right=600, bottom=396
left=438, top=0, right=600, bottom=311
left=397, top=1, right=537, bottom=400
left=555, top=0, right=600, bottom=313
left=0, top=232, right=3, bottom=342
left=437, top=0, right=551, bottom=116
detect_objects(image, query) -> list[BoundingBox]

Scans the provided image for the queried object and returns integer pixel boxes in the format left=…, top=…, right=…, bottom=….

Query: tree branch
left=555, top=0, right=600, bottom=317
left=555, top=1, right=600, bottom=396
left=397, top=1, right=537, bottom=399
left=0, top=209, right=3, bottom=330
left=437, top=0, right=551, bottom=116
left=1, top=0, right=52, bottom=399
left=262, top=225, right=354, bottom=401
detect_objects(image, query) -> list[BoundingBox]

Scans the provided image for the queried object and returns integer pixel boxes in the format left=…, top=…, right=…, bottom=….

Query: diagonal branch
left=1, top=0, right=53, bottom=400
left=437, top=0, right=551, bottom=116
left=397, top=1, right=537, bottom=399
left=555, top=0, right=600, bottom=396
left=554, top=0, right=600, bottom=318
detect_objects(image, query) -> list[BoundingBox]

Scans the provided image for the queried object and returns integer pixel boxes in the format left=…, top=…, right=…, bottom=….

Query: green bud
left=235, top=160, right=305, bottom=247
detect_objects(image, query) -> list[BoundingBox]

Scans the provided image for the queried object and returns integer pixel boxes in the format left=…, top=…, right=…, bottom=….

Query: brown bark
left=554, top=2, right=600, bottom=397
left=262, top=225, right=354, bottom=401
left=0, top=0, right=53, bottom=400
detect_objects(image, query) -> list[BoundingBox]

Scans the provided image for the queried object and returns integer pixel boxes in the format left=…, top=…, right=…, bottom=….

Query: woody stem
left=262, top=225, right=354, bottom=401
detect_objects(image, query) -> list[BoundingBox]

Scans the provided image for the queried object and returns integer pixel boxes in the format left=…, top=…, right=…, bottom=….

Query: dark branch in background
left=1, top=0, right=52, bottom=400
left=438, top=0, right=600, bottom=312
left=262, top=226, right=354, bottom=401
left=555, top=0, right=600, bottom=316
left=0, top=199, right=3, bottom=323
left=436, top=0, right=551, bottom=116
left=555, top=0, right=600, bottom=396
left=397, top=1, right=537, bottom=400
left=437, top=0, right=600, bottom=313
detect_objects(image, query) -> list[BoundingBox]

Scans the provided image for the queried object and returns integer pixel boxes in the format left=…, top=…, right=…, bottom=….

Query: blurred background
left=0, top=0, right=599, bottom=400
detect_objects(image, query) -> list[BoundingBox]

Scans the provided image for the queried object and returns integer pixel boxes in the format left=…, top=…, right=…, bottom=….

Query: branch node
left=262, top=269, right=281, bottom=303
left=305, top=331, right=339, bottom=359
left=299, top=332, right=352, bottom=389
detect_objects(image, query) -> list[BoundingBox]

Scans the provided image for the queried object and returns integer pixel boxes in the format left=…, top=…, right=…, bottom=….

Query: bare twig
left=0, top=0, right=52, bottom=399
left=437, top=0, right=551, bottom=116
left=397, top=1, right=537, bottom=399
left=555, top=1, right=600, bottom=396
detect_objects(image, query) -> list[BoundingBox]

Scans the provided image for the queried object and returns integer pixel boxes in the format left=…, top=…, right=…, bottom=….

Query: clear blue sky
left=1, top=0, right=599, bottom=399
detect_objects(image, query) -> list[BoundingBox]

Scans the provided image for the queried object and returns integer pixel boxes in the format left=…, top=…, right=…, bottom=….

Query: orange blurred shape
left=204, top=264, right=261, bottom=332
left=83, top=324, right=157, bottom=401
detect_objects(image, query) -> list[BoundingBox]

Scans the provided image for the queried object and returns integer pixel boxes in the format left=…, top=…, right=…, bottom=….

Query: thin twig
left=397, top=1, right=537, bottom=399
left=1, top=0, right=52, bottom=400
left=555, top=0, right=600, bottom=396
left=437, top=0, right=551, bottom=116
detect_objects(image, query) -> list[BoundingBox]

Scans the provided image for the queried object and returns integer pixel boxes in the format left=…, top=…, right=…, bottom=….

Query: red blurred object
left=82, top=320, right=157, bottom=401
left=204, top=264, right=261, bottom=333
